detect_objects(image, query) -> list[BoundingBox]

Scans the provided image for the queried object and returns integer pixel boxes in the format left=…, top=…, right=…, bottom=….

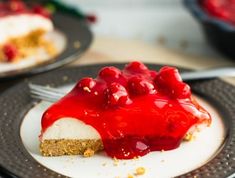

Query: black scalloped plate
left=0, top=12, right=92, bottom=80
left=0, top=63, right=234, bottom=178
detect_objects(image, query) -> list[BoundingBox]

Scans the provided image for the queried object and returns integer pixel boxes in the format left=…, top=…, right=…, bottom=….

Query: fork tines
left=29, top=84, right=65, bottom=102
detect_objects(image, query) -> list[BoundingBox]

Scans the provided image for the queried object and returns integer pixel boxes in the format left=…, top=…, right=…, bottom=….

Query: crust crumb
left=62, top=76, right=68, bottom=81
left=113, top=157, right=119, bottom=166
left=134, top=167, right=145, bottom=176
left=133, top=156, right=140, bottom=160
left=73, top=41, right=81, bottom=49
left=83, top=87, right=91, bottom=92
left=83, top=148, right=94, bottom=157
left=127, top=174, right=134, bottom=178
left=184, top=133, right=195, bottom=141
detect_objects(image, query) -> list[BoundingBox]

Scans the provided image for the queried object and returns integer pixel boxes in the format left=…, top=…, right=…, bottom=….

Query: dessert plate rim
left=0, top=63, right=234, bottom=178
left=0, top=12, right=93, bottom=80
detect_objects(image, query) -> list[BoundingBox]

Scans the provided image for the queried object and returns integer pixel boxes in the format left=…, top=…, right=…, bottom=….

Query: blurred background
left=61, top=0, right=223, bottom=58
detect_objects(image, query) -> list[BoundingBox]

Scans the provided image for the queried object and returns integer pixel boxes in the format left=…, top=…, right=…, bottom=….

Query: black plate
left=0, top=63, right=234, bottom=178
left=0, top=12, right=92, bottom=80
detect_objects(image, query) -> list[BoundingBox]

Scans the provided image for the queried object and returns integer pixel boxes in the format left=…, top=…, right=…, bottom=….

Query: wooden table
left=1, top=36, right=235, bottom=92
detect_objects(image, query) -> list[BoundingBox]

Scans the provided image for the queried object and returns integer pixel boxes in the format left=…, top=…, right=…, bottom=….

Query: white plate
left=20, top=85, right=225, bottom=178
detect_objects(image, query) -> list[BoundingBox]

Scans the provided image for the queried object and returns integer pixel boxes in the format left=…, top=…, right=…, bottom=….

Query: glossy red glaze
left=41, top=61, right=211, bottom=159
left=202, top=0, right=235, bottom=25
left=0, top=0, right=51, bottom=18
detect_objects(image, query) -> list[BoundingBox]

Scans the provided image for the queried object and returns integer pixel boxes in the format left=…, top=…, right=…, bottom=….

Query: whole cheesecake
left=40, top=61, right=211, bottom=159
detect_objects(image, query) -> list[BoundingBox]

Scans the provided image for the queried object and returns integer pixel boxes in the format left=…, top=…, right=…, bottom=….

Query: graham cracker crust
left=0, top=29, right=57, bottom=62
left=40, top=139, right=104, bottom=157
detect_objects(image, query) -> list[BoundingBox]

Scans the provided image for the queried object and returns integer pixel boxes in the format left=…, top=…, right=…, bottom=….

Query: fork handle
left=181, top=67, right=235, bottom=81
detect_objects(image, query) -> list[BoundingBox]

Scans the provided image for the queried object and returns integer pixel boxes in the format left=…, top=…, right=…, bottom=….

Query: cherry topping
left=124, top=61, right=148, bottom=73
left=33, top=5, right=51, bottom=18
left=105, top=136, right=150, bottom=159
left=41, top=61, right=211, bottom=160
left=99, top=66, right=122, bottom=80
left=128, top=76, right=155, bottom=95
left=105, top=83, right=131, bottom=107
left=156, top=66, right=182, bottom=85
left=202, top=0, right=235, bottom=25
left=172, top=82, right=191, bottom=99
left=149, top=70, right=158, bottom=78
left=3, top=43, right=18, bottom=62
left=8, top=0, right=26, bottom=12
left=154, top=66, right=190, bottom=98
left=99, top=66, right=127, bottom=86
left=76, top=77, right=96, bottom=92
left=0, top=0, right=53, bottom=18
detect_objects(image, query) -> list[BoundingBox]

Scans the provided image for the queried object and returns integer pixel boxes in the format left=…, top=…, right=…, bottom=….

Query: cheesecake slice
left=0, top=0, right=56, bottom=63
left=40, top=118, right=103, bottom=157
left=40, top=61, right=211, bottom=159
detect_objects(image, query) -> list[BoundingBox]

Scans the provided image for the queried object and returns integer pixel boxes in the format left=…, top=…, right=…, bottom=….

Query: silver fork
left=29, top=84, right=66, bottom=103
left=29, top=67, right=235, bottom=102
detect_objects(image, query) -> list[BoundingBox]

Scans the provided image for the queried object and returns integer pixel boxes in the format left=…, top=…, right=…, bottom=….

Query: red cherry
left=128, top=76, right=155, bottom=95
left=0, top=3, right=7, bottom=11
left=158, top=66, right=182, bottom=83
left=171, top=83, right=191, bottom=99
left=105, top=83, right=131, bottom=107
left=3, top=43, right=18, bottom=62
left=99, top=66, right=122, bottom=79
left=154, top=66, right=191, bottom=99
left=124, top=61, right=148, bottom=73
left=86, top=14, right=97, bottom=23
left=33, top=5, right=51, bottom=18
left=99, top=66, right=128, bottom=86
left=149, top=70, right=158, bottom=78
left=76, top=77, right=96, bottom=92
left=8, top=0, right=26, bottom=12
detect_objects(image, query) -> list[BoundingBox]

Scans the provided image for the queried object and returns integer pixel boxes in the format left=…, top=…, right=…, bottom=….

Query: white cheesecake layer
left=42, top=118, right=101, bottom=141
left=0, top=14, right=53, bottom=44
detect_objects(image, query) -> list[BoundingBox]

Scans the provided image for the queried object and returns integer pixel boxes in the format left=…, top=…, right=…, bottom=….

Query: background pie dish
left=0, top=63, right=234, bottom=178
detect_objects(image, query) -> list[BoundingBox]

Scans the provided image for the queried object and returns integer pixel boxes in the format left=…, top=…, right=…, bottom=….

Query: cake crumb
left=62, top=76, right=68, bottom=81
left=113, top=157, right=119, bottom=166
left=83, top=148, right=94, bottom=157
left=135, top=167, right=145, bottom=176
left=74, top=41, right=81, bottom=48
left=83, top=87, right=91, bottom=92
left=127, top=174, right=134, bottom=178
left=133, top=156, right=140, bottom=160
left=102, top=162, right=107, bottom=166
left=161, top=159, right=165, bottom=163
left=184, top=133, right=195, bottom=141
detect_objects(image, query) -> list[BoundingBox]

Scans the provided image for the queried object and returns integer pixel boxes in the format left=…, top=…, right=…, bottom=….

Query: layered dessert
left=40, top=61, right=211, bottom=159
left=0, top=0, right=56, bottom=63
